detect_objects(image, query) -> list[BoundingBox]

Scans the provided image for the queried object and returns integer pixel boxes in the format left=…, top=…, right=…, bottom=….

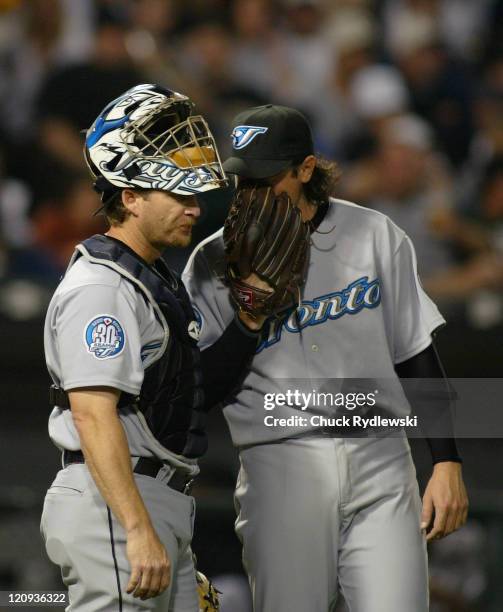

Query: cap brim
left=223, top=156, right=291, bottom=179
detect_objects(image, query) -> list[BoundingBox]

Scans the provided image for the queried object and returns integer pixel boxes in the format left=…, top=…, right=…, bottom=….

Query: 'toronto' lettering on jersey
left=257, top=276, right=381, bottom=353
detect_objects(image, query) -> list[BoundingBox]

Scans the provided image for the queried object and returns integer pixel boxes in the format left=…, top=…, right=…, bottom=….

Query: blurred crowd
left=0, top=0, right=502, bottom=327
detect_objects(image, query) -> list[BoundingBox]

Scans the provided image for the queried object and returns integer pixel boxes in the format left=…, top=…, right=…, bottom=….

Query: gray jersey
left=44, top=253, right=198, bottom=471
left=183, top=198, right=445, bottom=447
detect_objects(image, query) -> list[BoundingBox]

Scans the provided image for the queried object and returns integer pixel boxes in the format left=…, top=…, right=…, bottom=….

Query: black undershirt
left=395, top=343, right=461, bottom=464
left=309, top=199, right=329, bottom=230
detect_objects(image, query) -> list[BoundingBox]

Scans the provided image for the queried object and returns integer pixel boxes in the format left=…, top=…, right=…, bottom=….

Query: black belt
left=63, top=450, right=194, bottom=494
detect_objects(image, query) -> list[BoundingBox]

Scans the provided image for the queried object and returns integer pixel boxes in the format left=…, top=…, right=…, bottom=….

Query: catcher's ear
left=298, top=155, right=316, bottom=184
left=122, top=189, right=144, bottom=216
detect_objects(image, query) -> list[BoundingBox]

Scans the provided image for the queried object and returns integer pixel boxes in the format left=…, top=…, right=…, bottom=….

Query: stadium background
left=0, top=0, right=502, bottom=610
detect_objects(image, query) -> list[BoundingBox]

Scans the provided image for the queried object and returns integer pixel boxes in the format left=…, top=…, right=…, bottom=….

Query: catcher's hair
left=102, top=190, right=130, bottom=226
left=293, top=156, right=341, bottom=206
left=102, top=187, right=157, bottom=226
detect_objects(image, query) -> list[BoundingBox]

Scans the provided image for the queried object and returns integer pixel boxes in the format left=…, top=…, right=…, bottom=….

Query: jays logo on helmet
left=231, top=125, right=268, bottom=149
left=84, top=84, right=227, bottom=196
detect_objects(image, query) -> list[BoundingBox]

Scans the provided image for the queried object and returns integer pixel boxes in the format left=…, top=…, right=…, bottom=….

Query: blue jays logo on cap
left=231, top=125, right=268, bottom=149
left=84, top=315, right=126, bottom=360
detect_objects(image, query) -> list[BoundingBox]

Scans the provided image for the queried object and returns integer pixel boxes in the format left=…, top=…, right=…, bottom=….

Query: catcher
left=40, top=84, right=308, bottom=612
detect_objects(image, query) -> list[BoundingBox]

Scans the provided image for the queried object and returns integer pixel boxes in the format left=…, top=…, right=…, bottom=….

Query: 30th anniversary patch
left=84, top=315, right=126, bottom=360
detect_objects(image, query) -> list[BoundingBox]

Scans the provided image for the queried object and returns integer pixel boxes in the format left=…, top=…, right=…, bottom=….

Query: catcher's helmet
left=84, top=83, right=227, bottom=200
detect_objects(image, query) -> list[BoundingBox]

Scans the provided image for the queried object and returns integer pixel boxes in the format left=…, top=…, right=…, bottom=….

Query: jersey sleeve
left=182, top=244, right=228, bottom=350
left=54, top=283, right=144, bottom=394
left=391, top=235, right=446, bottom=364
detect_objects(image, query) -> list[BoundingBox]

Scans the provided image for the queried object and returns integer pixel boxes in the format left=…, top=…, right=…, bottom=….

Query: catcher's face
left=123, top=189, right=200, bottom=251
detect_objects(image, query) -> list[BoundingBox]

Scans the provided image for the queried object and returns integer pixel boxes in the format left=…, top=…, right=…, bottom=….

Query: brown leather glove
left=223, top=185, right=310, bottom=317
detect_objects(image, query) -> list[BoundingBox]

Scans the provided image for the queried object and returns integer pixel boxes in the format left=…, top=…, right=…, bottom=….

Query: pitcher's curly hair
left=292, top=156, right=341, bottom=206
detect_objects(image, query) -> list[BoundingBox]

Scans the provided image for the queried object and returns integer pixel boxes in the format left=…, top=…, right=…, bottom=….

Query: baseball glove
left=196, top=569, right=220, bottom=612
left=223, top=185, right=310, bottom=317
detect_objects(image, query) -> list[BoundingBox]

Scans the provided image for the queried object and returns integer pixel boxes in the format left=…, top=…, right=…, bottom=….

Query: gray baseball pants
left=234, top=433, right=428, bottom=612
left=40, top=462, right=198, bottom=611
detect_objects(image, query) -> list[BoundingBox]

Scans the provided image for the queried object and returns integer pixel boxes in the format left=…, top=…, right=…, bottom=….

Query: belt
left=63, top=450, right=194, bottom=494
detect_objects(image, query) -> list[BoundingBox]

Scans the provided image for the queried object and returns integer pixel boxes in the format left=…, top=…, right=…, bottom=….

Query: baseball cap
left=223, top=104, right=314, bottom=179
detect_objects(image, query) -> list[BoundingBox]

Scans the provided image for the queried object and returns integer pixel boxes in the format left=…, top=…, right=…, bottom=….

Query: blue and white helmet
left=84, top=84, right=227, bottom=197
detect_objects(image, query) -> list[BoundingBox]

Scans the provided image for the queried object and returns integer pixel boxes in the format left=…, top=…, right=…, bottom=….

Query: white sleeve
left=182, top=246, right=229, bottom=350
left=391, top=235, right=446, bottom=364
left=55, top=283, right=144, bottom=394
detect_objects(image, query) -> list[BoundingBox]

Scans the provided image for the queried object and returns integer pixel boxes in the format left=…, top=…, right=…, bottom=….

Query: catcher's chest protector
left=75, top=235, right=207, bottom=458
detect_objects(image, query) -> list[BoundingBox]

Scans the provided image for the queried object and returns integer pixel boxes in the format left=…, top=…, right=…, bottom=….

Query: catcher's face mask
left=85, top=84, right=227, bottom=196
